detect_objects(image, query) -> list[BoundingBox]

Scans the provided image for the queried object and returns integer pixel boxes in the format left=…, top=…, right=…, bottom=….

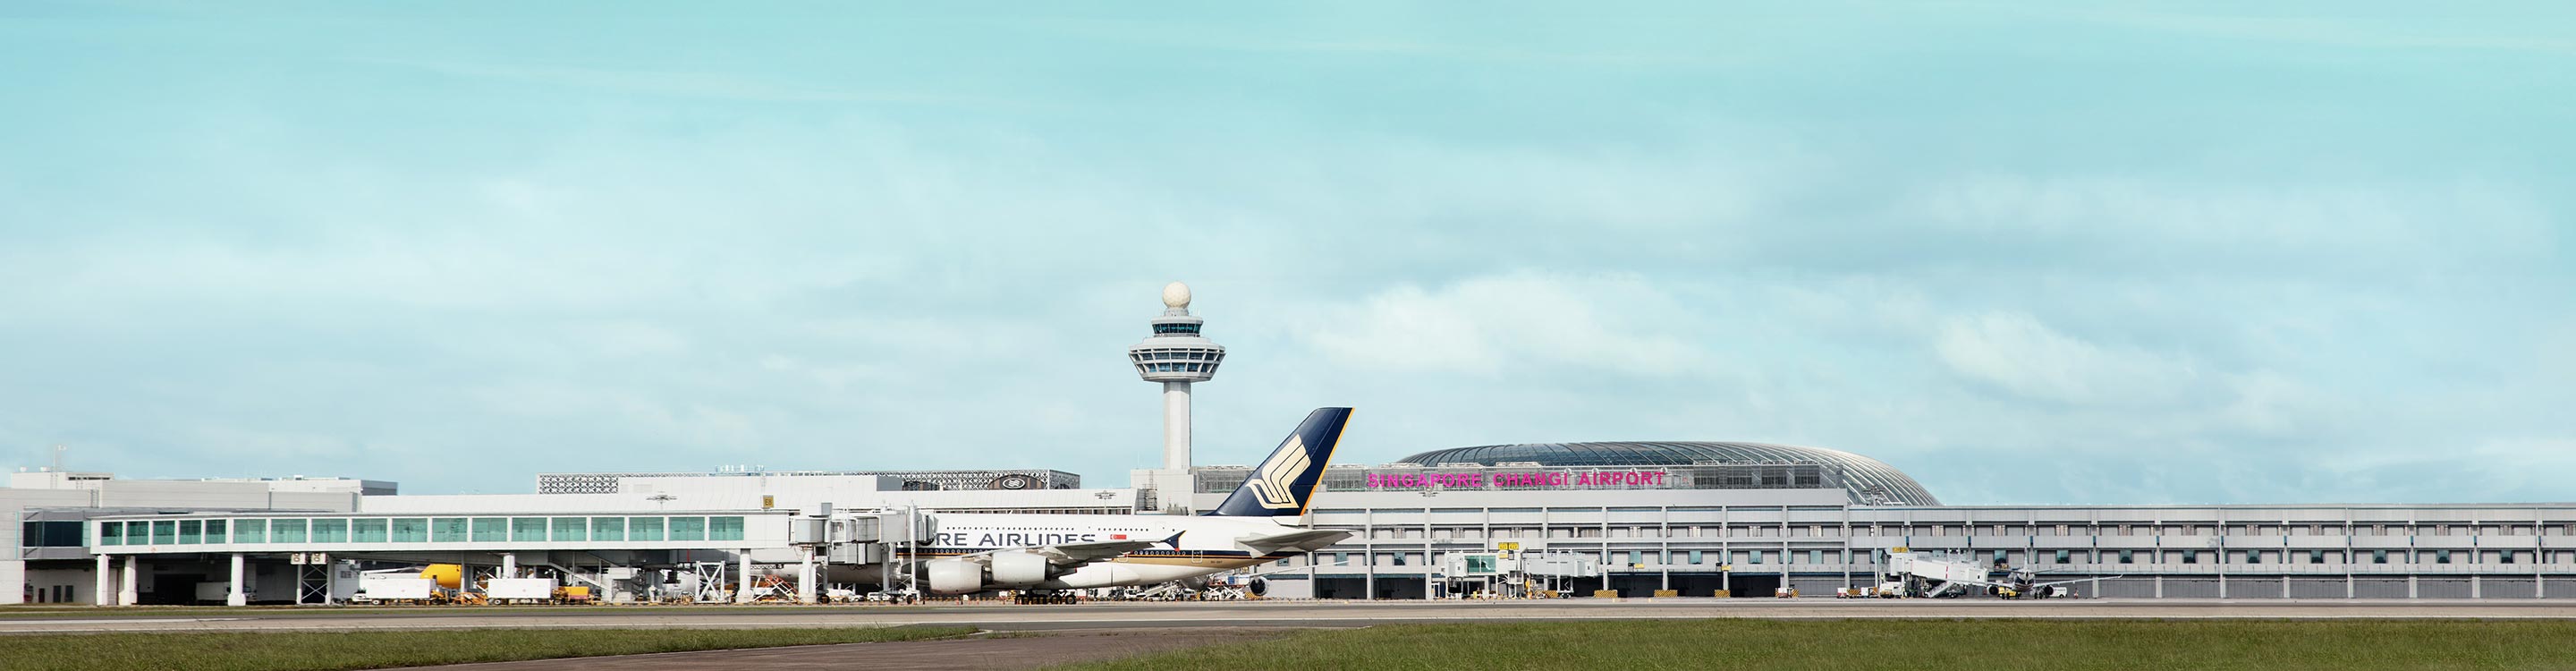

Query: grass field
left=0, top=624, right=975, bottom=671
left=0, top=604, right=945, bottom=619
left=1063, top=620, right=2576, bottom=671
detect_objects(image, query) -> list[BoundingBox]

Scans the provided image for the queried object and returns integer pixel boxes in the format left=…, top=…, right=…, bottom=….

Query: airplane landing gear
left=1013, top=591, right=1079, bottom=605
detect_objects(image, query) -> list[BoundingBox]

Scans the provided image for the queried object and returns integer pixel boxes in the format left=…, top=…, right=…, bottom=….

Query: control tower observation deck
left=1127, top=282, right=1224, bottom=513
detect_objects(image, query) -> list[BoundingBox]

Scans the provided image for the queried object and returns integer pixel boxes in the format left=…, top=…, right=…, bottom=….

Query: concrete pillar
left=225, top=554, right=247, bottom=606
left=0, top=560, right=24, bottom=605
left=1161, top=381, right=1191, bottom=471
left=797, top=551, right=817, bottom=604
left=95, top=555, right=113, bottom=606
left=737, top=551, right=755, bottom=604
left=119, top=556, right=140, bottom=606
left=500, top=553, right=516, bottom=577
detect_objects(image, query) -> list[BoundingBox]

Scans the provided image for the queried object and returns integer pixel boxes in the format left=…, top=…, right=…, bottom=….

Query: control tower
left=1127, top=282, right=1224, bottom=513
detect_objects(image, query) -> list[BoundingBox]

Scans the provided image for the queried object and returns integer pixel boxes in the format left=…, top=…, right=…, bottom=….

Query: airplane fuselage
left=914, top=513, right=1322, bottom=590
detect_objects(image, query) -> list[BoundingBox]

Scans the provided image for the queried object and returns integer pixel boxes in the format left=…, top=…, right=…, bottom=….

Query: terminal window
left=472, top=518, right=508, bottom=542
left=709, top=516, right=746, bottom=542
left=2373, top=549, right=2389, bottom=564
left=2055, top=549, right=2071, bottom=564
left=314, top=519, right=350, bottom=543
left=391, top=519, right=428, bottom=543
left=354, top=519, right=390, bottom=543
left=553, top=517, right=589, bottom=542
left=273, top=519, right=308, bottom=543
left=630, top=517, right=665, bottom=541
left=2118, top=550, right=2133, bottom=564
left=2436, top=550, right=2451, bottom=565
left=512, top=517, right=547, bottom=542
left=670, top=516, right=708, bottom=541
left=233, top=519, right=266, bottom=544
left=431, top=518, right=467, bottom=543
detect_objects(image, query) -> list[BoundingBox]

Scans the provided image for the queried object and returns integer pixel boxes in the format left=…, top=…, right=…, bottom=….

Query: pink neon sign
left=1364, top=471, right=1670, bottom=488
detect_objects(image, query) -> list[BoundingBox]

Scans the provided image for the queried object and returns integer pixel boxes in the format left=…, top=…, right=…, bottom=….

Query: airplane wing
left=1235, top=528, right=1354, bottom=553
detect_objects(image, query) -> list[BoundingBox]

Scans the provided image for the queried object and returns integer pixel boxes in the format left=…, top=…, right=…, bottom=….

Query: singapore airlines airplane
left=911, top=407, right=1354, bottom=598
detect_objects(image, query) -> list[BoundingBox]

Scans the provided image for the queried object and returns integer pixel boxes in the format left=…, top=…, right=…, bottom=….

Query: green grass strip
left=1061, top=619, right=2576, bottom=671
left=0, top=624, right=975, bottom=671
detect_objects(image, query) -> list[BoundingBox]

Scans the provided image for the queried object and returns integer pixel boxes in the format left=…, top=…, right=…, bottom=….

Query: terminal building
left=7, top=284, right=2574, bottom=604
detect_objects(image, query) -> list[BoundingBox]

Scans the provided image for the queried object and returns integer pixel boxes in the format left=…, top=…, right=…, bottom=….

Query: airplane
left=905, top=407, right=1357, bottom=602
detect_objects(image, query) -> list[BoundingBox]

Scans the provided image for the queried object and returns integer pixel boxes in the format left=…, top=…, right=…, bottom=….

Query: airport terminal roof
left=1398, top=441, right=1940, bottom=505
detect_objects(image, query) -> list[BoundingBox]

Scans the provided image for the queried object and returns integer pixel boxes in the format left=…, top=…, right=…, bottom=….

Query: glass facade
left=273, top=519, right=307, bottom=543
left=353, top=519, right=389, bottom=543
left=391, top=518, right=429, bottom=543
left=89, top=514, right=761, bottom=548
left=512, top=517, right=547, bottom=542
left=552, top=517, right=587, bottom=542
left=432, top=518, right=467, bottom=542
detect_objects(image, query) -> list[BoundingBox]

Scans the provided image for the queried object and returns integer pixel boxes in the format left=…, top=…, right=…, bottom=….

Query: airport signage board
left=1363, top=471, right=1672, bottom=488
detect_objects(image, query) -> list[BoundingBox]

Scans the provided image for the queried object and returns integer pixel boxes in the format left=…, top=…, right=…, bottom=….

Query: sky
left=0, top=2, right=2570, bottom=504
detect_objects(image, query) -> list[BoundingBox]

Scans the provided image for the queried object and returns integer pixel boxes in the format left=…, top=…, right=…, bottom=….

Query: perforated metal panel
left=2546, top=579, right=2576, bottom=599
left=2353, top=578, right=2409, bottom=599
left=2289, top=578, right=2347, bottom=599
left=2165, top=578, right=2220, bottom=598
left=2418, top=578, right=2472, bottom=599
left=2483, top=578, right=2538, bottom=599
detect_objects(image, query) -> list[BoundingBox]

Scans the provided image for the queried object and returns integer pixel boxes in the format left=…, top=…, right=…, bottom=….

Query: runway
left=7, top=599, right=2576, bottom=634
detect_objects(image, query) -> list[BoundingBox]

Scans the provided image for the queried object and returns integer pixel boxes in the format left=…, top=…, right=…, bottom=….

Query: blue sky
left=1, top=2, right=2569, bottom=503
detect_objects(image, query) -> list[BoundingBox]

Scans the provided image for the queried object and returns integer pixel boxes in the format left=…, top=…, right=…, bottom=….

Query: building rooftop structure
left=1396, top=441, right=1940, bottom=505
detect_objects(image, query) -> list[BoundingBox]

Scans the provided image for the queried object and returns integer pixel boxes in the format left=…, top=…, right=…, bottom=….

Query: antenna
left=52, top=444, right=65, bottom=472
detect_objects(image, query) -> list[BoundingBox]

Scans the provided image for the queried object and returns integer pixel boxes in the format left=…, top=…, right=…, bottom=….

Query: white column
left=0, top=560, right=21, bottom=605
left=798, top=550, right=817, bottom=604
left=500, top=553, right=516, bottom=577
left=226, top=554, right=247, bottom=606
left=1161, top=381, right=1191, bottom=471
left=737, top=552, right=756, bottom=604
left=119, top=557, right=140, bottom=606
left=95, top=555, right=114, bottom=606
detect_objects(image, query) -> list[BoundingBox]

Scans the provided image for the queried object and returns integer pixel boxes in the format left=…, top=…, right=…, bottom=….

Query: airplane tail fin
left=1204, top=407, right=1352, bottom=517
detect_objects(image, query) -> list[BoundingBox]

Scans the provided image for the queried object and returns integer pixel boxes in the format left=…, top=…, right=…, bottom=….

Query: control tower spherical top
left=1131, top=282, right=1222, bottom=383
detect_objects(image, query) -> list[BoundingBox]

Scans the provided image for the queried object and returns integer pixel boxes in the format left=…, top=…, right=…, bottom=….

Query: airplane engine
left=1248, top=577, right=1268, bottom=597
left=927, top=559, right=984, bottom=595
left=990, top=551, right=1048, bottom=586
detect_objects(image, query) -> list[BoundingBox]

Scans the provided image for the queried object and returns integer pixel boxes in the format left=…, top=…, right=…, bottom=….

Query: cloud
left=1934, top=311, right=2199, bottom=406
left=1300, top=273, right=1709, bottom=378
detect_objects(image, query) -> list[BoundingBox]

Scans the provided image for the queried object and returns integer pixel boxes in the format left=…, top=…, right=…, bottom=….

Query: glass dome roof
left=1397, top=441, right=1939, bottom=505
